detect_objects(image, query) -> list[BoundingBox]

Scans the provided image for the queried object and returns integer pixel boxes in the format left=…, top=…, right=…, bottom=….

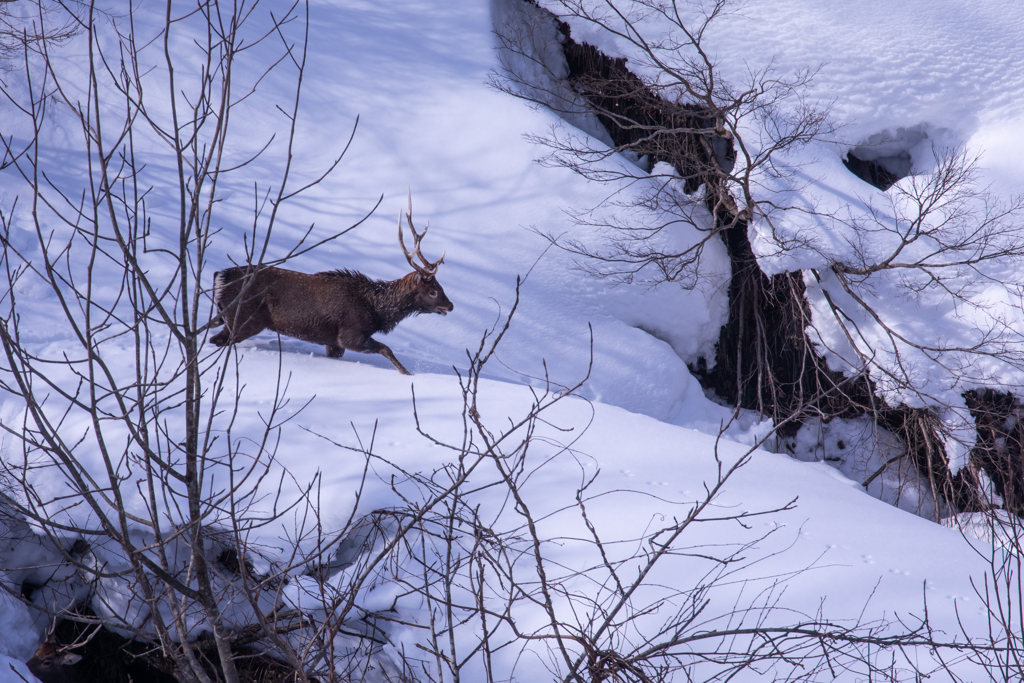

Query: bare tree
left=814, top=145, right=1024, bottom=449
left=493, top=0, right=1024, bottom=526
left=0, top=0, right=79, bottom=68
left=492, top=0, right=833, bottom=288
left=0, top=1, right=372, bottom=680
left=343, top=290, right=983, bottom=683
left=490, top=0, right=850, bottom=435
left=2, top=1, right=1021, bottom=682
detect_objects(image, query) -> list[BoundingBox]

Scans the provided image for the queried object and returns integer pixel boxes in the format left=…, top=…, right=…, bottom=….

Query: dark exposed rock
left=963, top=390, right=1024, bottom=514
left=843, top=151, right=901, bottom=191
left=555, top=20, right=734, bottom=193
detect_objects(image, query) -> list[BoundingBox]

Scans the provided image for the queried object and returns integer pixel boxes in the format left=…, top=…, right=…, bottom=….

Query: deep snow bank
left=0, top=0, right=1019, bottom=678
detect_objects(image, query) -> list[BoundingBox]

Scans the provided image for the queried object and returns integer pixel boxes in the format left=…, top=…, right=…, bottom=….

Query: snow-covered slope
left=550, top=0, right=1024, bottom=417
left=0, top=0, right=1021, bottom=680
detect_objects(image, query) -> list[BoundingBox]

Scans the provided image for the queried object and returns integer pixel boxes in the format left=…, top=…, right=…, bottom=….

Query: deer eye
left=429, top=290, right=438, bottom=298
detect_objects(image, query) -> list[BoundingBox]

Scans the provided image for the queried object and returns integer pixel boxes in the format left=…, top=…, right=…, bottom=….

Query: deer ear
left=61, top=653, right=83, bottom=666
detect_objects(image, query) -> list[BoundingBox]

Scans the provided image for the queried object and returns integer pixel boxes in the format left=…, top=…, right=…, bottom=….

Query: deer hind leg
left=210, top=327, right=232, bottom=346
left=210, top=307, right=272, bottom=347
left=326, top=345, right=345, bottom=358
left=362, top=338, right=412, bottom=375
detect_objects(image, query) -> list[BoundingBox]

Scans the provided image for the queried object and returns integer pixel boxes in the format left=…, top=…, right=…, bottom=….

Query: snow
left=722, top=0, right=1024, bottom=414
left=696, top=0, right=1024, bottom=148
left=0, top=656, right=38, bottom=683
left=546, top=0, right=1024, bottom=416
left=0, top=0, right=1021, bottom=680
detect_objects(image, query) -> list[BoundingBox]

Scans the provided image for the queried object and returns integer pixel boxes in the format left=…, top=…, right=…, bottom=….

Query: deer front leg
left=363, top=338, right=412, bottom=375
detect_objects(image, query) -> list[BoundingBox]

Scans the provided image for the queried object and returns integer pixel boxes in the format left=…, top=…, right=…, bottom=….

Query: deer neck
left=367, top=274, right=421, bottom=333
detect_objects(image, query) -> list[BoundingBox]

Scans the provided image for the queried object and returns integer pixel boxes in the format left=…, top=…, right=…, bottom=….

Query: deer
left=26, top=618, right=84, bottom=683
left=210, top=193, right=453, bottom=375
left=26, top=640, right=83, bottom=683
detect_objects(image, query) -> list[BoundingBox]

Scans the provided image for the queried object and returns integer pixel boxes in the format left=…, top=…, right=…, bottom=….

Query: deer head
left=26, top=620, right=84, bottom=683
left=398, top=190, right=452, bottom=316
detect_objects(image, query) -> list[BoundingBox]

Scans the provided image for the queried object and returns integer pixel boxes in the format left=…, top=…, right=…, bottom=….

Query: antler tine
left=398, top=189, right=444, bottom=276
left=406, top=187, right=430, bottom=248
left=63, top=622, right=103, bottom=653
left=398, top=208, right=429, bottom=276
left=46, top=616, right=59, bottom=640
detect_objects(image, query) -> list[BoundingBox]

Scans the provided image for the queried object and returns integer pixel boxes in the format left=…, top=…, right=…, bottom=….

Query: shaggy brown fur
left=210, top=266, right=453, bottom=375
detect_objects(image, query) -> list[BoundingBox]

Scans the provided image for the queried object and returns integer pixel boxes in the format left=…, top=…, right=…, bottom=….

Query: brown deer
left=26, top=640, right=83, bottom=683
left=26, top=618, right=84, bottom=683
left=210, top=193, right=453, bottom=375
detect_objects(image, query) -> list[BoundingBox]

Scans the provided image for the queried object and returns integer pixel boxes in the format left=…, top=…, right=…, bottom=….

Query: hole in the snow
left=842, top=124, right=955, bottom=191
left=843, top=152, right=904, bottom=191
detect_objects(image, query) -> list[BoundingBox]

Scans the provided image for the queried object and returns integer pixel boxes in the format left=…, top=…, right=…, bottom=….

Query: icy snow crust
left=0, top=0, right=1018, bottom=679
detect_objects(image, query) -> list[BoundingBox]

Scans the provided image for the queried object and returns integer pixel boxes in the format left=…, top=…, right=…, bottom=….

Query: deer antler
left=398, top=189, right=445, bottom=276
left=44, top=615, right=59, bottom=642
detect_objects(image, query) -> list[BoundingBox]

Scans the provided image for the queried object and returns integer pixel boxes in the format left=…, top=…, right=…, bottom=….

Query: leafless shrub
left=492, top=6, right=1024, bottom=680
left=0, top=1, right=80, bottom=68
left=819, top=147, right=1024, bottom=402
left=284, top=283, right=974, bottom=683
left=491, top=0, right=834, bottom=289
left=0, top=1, right=369, bottom=680
left=494, top=0, right=1024, bottom=530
